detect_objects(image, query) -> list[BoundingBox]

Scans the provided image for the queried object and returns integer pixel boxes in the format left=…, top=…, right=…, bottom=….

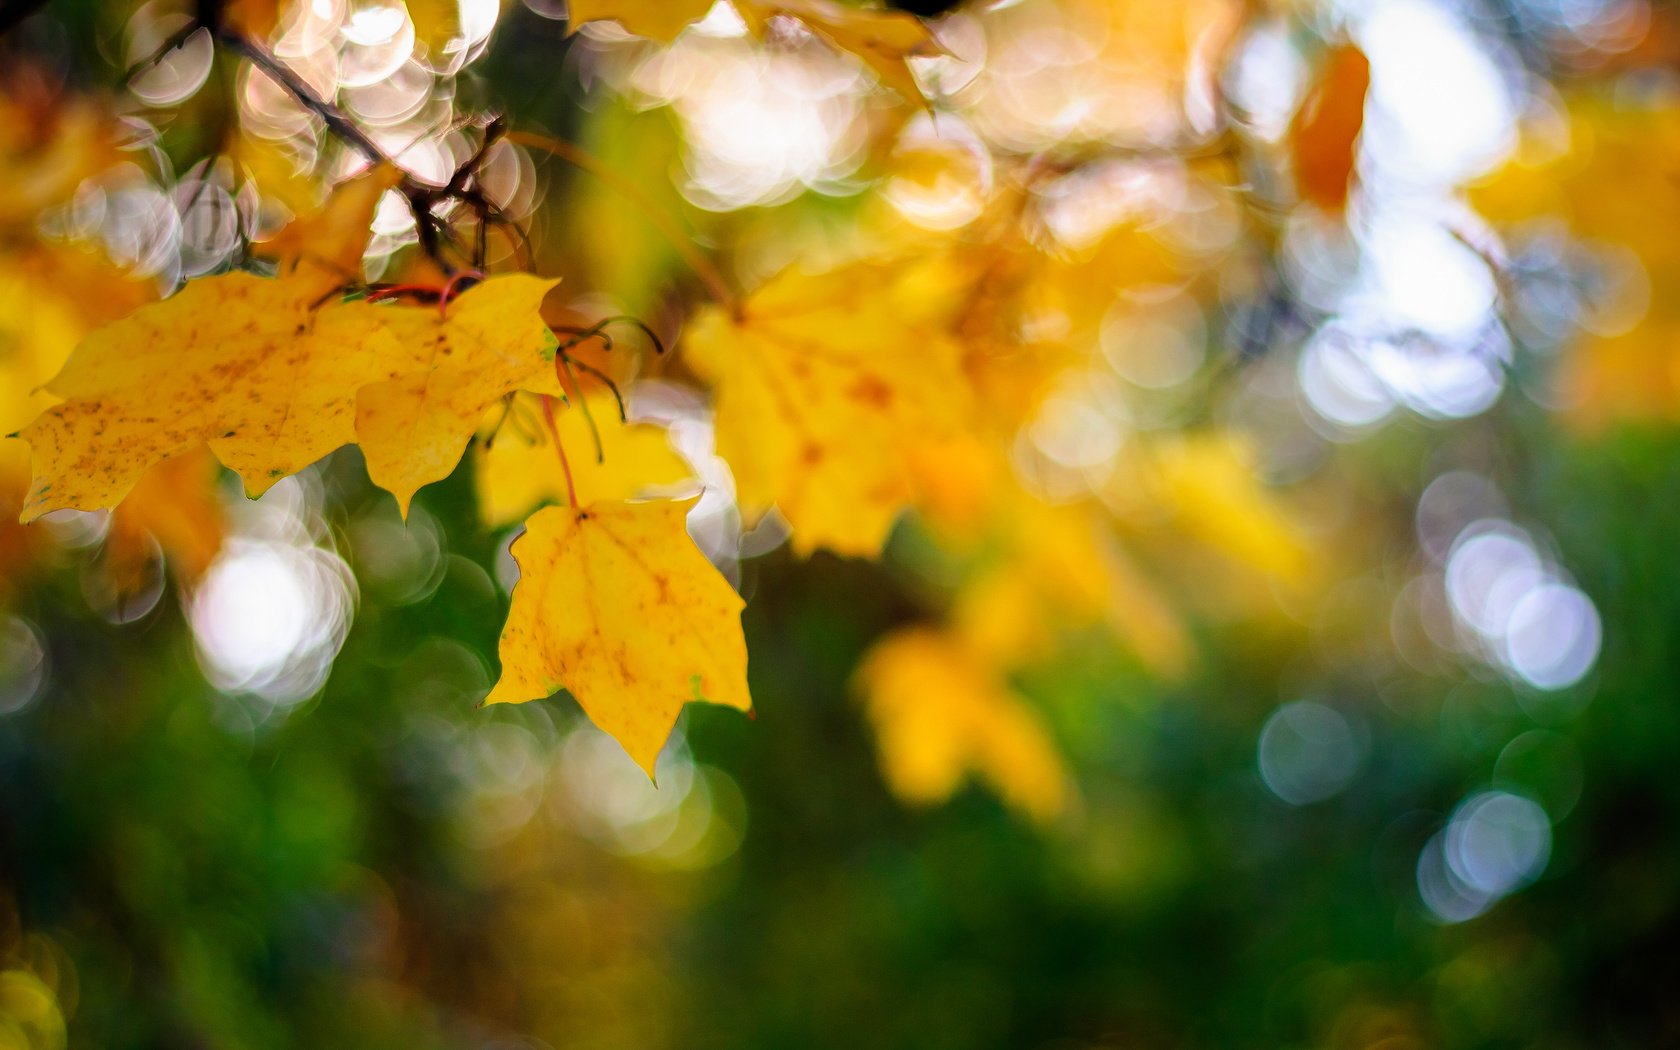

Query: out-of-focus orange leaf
left=0, top=93, right=122, bottom=228
left=224, top=0, right=286, bottom=40
left=485, top=498, right=752, bottom=776
left=105, top=449, right=225, bottom=594
left=1289, top=43, right=1371, bottom=213
left=0, top=460, right=47, bottom=597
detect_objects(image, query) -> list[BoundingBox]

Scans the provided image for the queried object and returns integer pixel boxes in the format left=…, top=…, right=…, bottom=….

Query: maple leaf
left=684, top=262, right=968, bottom=557
left=355, top=275, right=563, bottom=516
left=13, top=273, right=413, bottom=521
left=475, top=392, right=692, bottom=527
left=1289, top=42, right=1371, bottom=213
left=484, top=497, right=752, bottom=776
left=855, top=627, right=1067, bottom=823
left=0, top=256, right=98, bottom=447
left=567, top=0, right=940, bottom=101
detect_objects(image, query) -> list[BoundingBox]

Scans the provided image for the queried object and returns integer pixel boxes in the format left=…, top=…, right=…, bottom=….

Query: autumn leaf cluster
left=14, top=0, right=1650, bottom=819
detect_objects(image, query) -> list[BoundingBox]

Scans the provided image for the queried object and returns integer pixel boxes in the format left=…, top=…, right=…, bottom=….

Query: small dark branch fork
left=209, top=21, right=519, bottom=271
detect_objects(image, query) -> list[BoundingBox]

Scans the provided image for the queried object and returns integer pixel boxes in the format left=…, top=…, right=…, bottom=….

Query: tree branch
left=215, top=29, right=467, bottom=266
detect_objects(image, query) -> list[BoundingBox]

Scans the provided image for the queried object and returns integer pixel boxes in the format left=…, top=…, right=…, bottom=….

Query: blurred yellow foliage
left=1132, top=433, right=1313, bottom=589
left=856, top=628, right=1068, bottom=823
left=685, top=261, right=968, bottom=557
left=254, top=162, right=402, bottom=299
left=0, top=970, right=63, bottom=1050
left=1473, top=96, right=1680, bottom=425
left=947, top=496, right=1190, bottom=678
left=0, top=93, right=120, bottom=228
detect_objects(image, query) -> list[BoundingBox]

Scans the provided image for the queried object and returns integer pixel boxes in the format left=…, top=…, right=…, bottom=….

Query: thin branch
left=218, top=32, right=391, bottom=169
left=126, top=22, right=205, bottom=80
left=218, top=30, right=469, bottom=268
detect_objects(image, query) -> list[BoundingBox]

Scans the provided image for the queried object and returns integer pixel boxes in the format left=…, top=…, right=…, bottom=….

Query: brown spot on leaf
left=848, top=375, right=893, bottom=409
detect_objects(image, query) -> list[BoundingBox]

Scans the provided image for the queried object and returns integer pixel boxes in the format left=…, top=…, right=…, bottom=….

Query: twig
left=218, top=32, right=391, bottom=170
left=217, top=30, right=475, bottom=267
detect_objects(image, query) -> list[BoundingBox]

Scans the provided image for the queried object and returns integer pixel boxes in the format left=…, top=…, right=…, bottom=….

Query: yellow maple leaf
left=855, top=627, right=1068, bottom=823
left=0, top=261, right=91, bottom=446
left=484, top=497, right=752, bottom=776
left=14, top=273, right=414, bottom=520
left=684, top=262, right=968, bottom=557
left=0, top=245, right=153, bottom=589
left=355, top=275, right=563, bottom=516
left=475, top=392, right=692, bottom=527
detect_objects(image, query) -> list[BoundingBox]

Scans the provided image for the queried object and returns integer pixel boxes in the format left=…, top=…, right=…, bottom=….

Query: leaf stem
left=539, top=394, right=579, bottom=509
left=506, top=130, right=738, bottom=311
